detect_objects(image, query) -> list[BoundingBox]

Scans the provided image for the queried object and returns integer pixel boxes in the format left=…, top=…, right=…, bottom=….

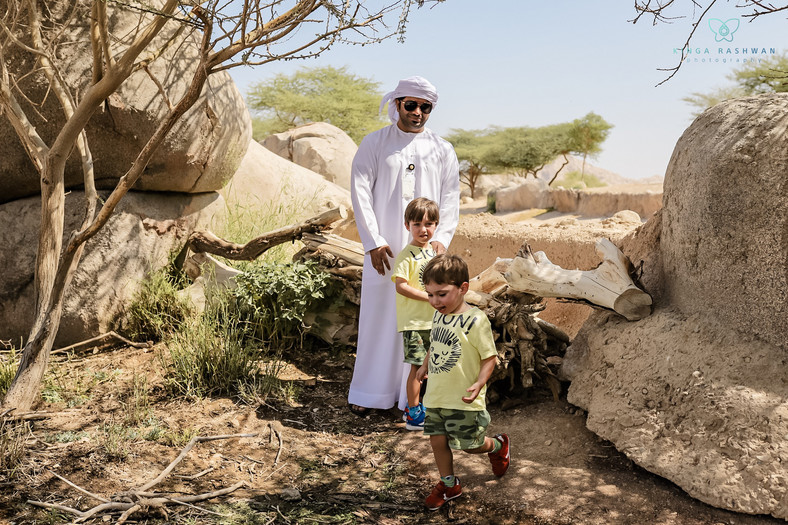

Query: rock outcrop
left=221, top=140, right=351, bottom=221
left=262, top=122, right=357, bottom=190
left=564, top=93, right=788, bottom=520
left=0, top=191, right=224, bottom=346
left=0, top=1, right=251, bottom=205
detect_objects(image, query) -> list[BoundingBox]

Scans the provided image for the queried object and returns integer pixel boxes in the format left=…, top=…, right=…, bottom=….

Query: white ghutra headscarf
left=379, top=76, right=439, bottom=124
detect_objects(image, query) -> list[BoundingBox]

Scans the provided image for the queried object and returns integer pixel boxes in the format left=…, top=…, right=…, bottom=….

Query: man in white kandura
left=348, top=76, right=460, bottom=417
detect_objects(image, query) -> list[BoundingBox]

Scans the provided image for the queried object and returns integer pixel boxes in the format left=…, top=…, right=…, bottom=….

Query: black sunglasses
left=401, top=100, right=433, bottom=114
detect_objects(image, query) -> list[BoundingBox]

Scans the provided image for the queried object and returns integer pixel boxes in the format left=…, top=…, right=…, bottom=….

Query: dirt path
left=1, top=345, right=782, bottom=525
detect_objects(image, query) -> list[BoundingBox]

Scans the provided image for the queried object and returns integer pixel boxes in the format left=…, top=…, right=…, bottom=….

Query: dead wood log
left=173, top=205, right=347, bottom=271
left=504, top=238, right=652, bottom=321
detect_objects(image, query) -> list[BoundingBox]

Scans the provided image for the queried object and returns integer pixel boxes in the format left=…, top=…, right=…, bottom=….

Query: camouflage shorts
left=402, top=330, right=431, bottom=365
left=423, top=407, right=491, bottom=451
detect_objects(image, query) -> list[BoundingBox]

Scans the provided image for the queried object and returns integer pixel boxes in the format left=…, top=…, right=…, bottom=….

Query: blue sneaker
left=405, top=403, right=425, bottom=430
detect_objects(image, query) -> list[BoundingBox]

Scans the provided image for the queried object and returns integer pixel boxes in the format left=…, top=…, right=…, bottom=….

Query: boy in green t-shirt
left=416, top=254, right=510, bottom=511
left=392, top=197, right=440, bottom=430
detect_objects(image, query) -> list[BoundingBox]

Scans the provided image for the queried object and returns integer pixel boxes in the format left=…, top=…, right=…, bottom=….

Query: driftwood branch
left=29, top=433, right=257, bottom=522
left=504, top=238, right=652, bottom=321
left=173, top=205, right=347, bottom=271
left=52, top=331, right=150, bottom=356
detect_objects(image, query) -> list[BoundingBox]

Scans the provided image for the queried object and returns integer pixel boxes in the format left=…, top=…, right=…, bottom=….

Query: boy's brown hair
left=422, top=254, right=469, bottom=287
left=404, top=197, right=440, bottom=224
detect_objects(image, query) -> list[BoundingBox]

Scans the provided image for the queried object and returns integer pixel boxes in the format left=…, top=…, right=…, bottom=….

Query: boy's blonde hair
left=422, top=254, right=469, bottom=287
left=404, top=197, right=440, bottom=224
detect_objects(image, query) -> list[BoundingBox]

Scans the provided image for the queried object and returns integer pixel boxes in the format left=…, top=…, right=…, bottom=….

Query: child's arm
left=394, top=277, right=429, bottom=301
left=461, top=354, right=497, bottom=404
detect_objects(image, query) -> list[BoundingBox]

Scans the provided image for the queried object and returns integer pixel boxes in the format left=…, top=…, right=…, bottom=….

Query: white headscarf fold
left=379, top=76, right=439, bottom=124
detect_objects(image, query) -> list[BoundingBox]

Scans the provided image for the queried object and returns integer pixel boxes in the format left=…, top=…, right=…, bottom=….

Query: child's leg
left=406, top=364, right=421, bottom=409
left=430, top=434, right=454, bottom=478
left=463, top=436, right=496, bottom=454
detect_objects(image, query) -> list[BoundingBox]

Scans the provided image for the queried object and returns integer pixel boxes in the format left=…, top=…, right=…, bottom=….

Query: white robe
left=348, top=124, right=460, bottom=410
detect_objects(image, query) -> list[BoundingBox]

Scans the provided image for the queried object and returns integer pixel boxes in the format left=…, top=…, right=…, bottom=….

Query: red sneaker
left=488, top=434, right=510, bottom=477
left=424, top=477, right=462, bottom=510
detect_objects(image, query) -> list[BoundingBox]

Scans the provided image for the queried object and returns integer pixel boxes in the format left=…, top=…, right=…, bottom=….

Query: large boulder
left=221, top=140, right=350, bottom=221
left=0, top=1, right=251, bottom=204
left=262, top=122, right=357, bottom=190
left=564, top=94, right=788, bottom=519
left=0, top=191, right=224, bottom=347
left=661, top=94, right=788, bottom=352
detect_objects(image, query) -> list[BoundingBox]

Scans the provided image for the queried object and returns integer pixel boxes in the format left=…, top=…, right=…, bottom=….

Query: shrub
left=231, top=261, right=336, bottom=350
left=0, top=347, right=18, bottom=399
left=124, top=268, right=193, bottom=342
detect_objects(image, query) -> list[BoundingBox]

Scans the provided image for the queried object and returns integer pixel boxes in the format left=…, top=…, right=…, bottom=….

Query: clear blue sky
left=229, top=1, right=787, bottom=180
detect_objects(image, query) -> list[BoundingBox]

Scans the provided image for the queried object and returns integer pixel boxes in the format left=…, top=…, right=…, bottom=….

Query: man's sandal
left=348, top=404, right=372, bottom=417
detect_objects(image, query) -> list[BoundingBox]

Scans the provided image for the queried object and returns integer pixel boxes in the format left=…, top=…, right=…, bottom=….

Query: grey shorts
left=423, top=407, right=490, bottom=450
left=402, top=329, right=431, bottom=366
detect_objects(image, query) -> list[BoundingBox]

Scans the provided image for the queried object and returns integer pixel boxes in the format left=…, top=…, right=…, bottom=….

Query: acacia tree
left=0, top=0, right=443, bottom=412
left=567, top=112, right=613, bottom=180
left=445, top=128, right=492, bottom=198
left=684, top=53, right=788, bottom=114
left=247, top=65, right=388, bottom=143
left=633, top=1, right=788, bottom=84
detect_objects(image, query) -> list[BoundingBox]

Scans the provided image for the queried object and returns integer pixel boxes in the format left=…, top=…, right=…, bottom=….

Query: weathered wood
left=300, top=232, right=365, bottom=267
left=173, top=206, right=347, bottom=270
left=504, top=238, right=652, bottom=321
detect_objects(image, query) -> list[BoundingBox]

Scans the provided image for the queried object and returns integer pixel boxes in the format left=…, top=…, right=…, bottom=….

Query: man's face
left=395, top=96, right=431, bottom=133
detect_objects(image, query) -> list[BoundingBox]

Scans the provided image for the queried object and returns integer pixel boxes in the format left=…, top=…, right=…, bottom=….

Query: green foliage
left=566, top=112, right=613, bottom=171
left=553, top=170, right=605, bottom=189
left=162, top=298, right=261, bottom=399
left=246, top=65, right=388, bottom=143
left=0, top=347, right=18, bottom=399
left=232, top=261, right=335, bottom=349
left=124, top=268, right=192, bottom=342
left=684, top=53, right=788, bottom=114
left=446, top=113, right=612, bottom=185
left=486, top=192, right=497, bottom=213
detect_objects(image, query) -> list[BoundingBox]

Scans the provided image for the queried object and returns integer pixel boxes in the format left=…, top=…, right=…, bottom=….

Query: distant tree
left=566, top=112, right=613, bottom=179
left=684, top=54, right=788, bottom=115
left=246, top=65, right=388, bottom=143
left=445, top=129, right=492, bottom=198
left=484, top=125, right=571, bottom=181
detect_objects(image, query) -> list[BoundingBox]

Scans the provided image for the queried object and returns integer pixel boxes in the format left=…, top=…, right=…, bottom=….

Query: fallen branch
left=173, top=205, right=347, bottom=271
left=51, top=331, right=150, bottom=356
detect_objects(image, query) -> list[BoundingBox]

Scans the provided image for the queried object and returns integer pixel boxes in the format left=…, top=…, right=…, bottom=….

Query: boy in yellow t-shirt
left=392, top=197, right=439, bottom=430
left=416, top=254, right=510, bottom=511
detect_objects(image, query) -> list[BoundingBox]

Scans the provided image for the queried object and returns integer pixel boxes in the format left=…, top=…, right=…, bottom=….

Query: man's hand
left=369, top=245, right=394, bottom=275
left=430, top=240, right=446, bottom=254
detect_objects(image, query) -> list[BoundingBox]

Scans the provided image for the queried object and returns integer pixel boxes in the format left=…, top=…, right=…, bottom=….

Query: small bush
left=162, top=298, right=261, bottom=399
left=124, top=268, right=193, bottom=342
left=232, top=261, right=335, bottom=349
left=486, top=192, right=496, bottom=213
left=0, top=347, right=18, bottom=399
